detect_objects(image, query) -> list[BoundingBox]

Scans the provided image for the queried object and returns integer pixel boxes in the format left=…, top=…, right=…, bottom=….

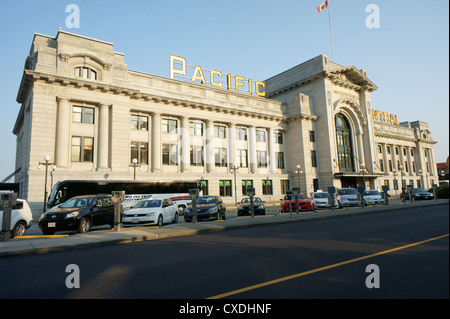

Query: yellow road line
left=207, top=233, right=449, bottom=299
left=15, top=235, right=69, bottom=239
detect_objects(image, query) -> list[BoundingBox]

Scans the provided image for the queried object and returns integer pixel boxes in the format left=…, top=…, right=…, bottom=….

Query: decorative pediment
left=326, top=66, right=377, bottom=92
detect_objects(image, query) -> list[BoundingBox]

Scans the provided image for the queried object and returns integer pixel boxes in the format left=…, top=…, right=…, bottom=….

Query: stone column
left=152, top=113, right=161, bottom=172
left=269, top=127, right=276, bottom=173
left=181, top=116, right=190, bottom=172
left=55, top=97, right=70, bottom=168
left=382, top=143, right=388, bottom=175
left=228, top=123, right=236, bottom=167
left=205, top=120, right=215, bottom=172
left=97, top=103, right=110, bottom=170
left=248, top=126, right=257, bottom=173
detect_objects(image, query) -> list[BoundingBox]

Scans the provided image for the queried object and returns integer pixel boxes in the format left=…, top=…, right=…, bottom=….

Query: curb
left=1, top=200, right=448, bottom=258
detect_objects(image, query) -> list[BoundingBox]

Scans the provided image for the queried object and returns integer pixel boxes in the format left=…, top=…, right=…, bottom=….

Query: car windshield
left=61, top=197, right=94, bottom=208
left=313, top=193, right=329, bottom=198
left=197, top=196, right=217, bottom=204
left=364, top=190, right=380, bottom=195
left=134, top=200, right=162, bottom=208
left=337, top=189, right=358, bottom=195
left=412, top=188, right=427, bottom=193
left=241, top=198, right=262, bottom=204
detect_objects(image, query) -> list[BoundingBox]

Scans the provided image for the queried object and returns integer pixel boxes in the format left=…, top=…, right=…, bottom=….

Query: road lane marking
left=207, top=233, right=449, bottom=299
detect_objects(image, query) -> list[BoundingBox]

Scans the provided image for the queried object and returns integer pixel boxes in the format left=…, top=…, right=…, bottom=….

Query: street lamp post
left=361, top=164, right=366, bottom=189
left=418, top=169, right=423, bottom=189
left=295, top=164, right=303, bottom=194
left=37, top=155, right=56, bottom=213
left=230, top=164, right=239, bottom=206
left=128, top=158, right=141, bottom=180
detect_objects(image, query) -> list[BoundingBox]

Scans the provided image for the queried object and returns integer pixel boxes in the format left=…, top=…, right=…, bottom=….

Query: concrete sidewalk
left=1, top=199, right=448, bottom=258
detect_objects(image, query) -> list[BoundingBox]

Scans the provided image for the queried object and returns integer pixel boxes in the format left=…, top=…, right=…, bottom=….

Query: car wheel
left=77, top=217, right=91, bottom=233
left=157, top=215, right=163, bottom=227
left=172, top=212, right=179, bottom=224
left=10, top=221, right=27, bottom=237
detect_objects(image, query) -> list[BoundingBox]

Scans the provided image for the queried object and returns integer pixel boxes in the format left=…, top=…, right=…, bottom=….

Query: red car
left=280, top=194, right=314, bottom=212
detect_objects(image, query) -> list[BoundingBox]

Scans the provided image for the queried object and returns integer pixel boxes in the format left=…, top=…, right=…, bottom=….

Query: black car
left=184, top=195, right=226, bottom=222
left=400, top=188, right=434, bottom=201
left=237, top=197, right=266, bottom=216
left=38, top=195, right=117, bottom=235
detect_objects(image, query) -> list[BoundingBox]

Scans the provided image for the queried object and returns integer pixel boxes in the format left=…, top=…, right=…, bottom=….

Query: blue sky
left=0, top=0, right=448, bottom=181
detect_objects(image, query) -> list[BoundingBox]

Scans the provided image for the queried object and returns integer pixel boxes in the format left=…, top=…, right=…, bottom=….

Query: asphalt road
left=0, top=204, right=448, bottom=301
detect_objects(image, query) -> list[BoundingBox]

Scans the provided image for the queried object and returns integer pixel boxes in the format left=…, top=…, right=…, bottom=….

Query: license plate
left=132, top=218, right=139, bottom=223
left=48, top=222, right=56, bottom=227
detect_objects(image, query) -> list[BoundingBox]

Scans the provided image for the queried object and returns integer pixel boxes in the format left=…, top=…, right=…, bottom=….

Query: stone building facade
left=13, top=31, right=438, bottom=216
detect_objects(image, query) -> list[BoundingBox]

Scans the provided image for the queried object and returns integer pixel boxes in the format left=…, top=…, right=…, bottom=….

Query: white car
left=0, top=199, right=33, bottom=237
left=122, top=198, right=178, bottom=226
left=311, top=192, right=338, bottom=209
left=363, top=190, right=385, bottom=205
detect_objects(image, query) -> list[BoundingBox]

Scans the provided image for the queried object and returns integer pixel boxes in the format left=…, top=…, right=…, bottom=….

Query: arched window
left=335, top=114, right=354, bottom=172
left=74, top=66, right=97, bottom=80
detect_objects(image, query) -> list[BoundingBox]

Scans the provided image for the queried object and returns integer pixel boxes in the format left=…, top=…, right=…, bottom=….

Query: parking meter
left=432, top=184, right=437, bottom=200
left=1, top=192, right=17, bottom=242
left=189, top=189, right=199, bottom=223
left=286, top=190, right=293, bottom=218
left=357, top=186, right=365, bottom=207
left=292, top=187, right=300, bottom=214
left=246, top=187, right=256, bottom=218
left=327, top=187, right=336, bottom=211
left=381, top=185, right=390, bottom=205
left=111, top=191, right=125, bottom=231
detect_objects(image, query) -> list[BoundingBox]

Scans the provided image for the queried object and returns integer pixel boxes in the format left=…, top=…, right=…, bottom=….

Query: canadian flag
left=317, top=0, right=328, bottom=13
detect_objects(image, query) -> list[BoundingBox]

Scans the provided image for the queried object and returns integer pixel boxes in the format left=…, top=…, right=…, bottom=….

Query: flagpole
left=327, top=0, right=335, bottom=61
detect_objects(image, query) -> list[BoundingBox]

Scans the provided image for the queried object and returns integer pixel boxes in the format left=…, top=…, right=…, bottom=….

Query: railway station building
left=12, top=31, right=439, bottom=216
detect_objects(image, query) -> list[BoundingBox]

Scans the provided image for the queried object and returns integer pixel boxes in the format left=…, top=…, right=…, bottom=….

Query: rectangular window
left=262, top=179, right=273, bottom=195
left=215, top=148, right=227, bottom=167
left=387, top=146, right=391, bottom=154
left=388, top=160, right=393, bottom=172
left=378, top=145, right=382, bottom=153
left=71, top=136, right=94, bottom=162
left=162, top=119, right=177, bottom=134
left=162, top=144, right=178, bottom=165
left=236, top=127, right=247, bottom=141
left=410, top=148, right=414, bottom=156
left=379, top=159, right=384, bottom=172
left=404, top=161, right=409, bottom=173
left=393, top=179, right=398, bottom=190
left=131, top=142, right=148, bottom=164
left=275, top=132, right=283, bottom=144
left=190, top=146, right=204, bottom=166
left=257, top=151, right=267, bottom=167
left=201, top=180, right=208, bottom=196
left=219, top=180, right=232, bottom=197
left=277, top=152, right=285, bottom=169
left=256, top=129, right=266, bottom=142
left=214, top=125, right=226, bottom=139
left=311, top=150, right=317, bottom=168
left=281, top=180, right=290, bottom=195
left=241, top=180, right=253, bottom=196
left=73, top=106, right=94, bottom=124
left=237, top=149, right=248, bottom=168
left=309, top=131, right=315, bottom=142
left=131, top=115, right=148, bottom=131
left=190, top=121, right=203, bottom=136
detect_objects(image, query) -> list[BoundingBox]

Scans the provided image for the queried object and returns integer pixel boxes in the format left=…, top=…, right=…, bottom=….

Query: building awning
left=334, top=172, right=385, bottom=178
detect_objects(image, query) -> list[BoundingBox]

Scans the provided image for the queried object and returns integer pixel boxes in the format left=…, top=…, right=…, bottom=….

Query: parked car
left=310, top=191, right=338, bottom=209
left=280, top=194, right=314, bottom=212
left=400, top=188, right=434, bottom=201
left=0, top=199, right=33, bottom=237
left=38, top=195, right=116, bottom=235
left=237, top=197, right=266, bottom=216
left=122, top=198, right=178, bottom=226
left=184, top=196, right=226, bottom=222
left=336, top=188, right=360, bottom=208
left=363, top=189, right=385, bottom=205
